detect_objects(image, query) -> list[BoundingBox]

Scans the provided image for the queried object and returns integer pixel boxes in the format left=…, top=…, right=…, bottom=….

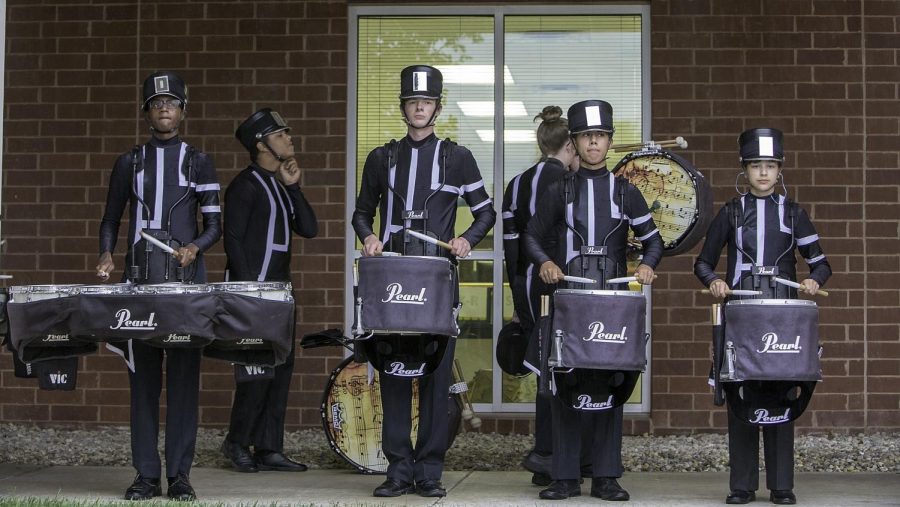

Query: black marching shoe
left=770, top=489, right=796, bottom=505
left=539, top=479, right=582, bottom=500
left=532, top=472, right=552, bottom=486
left=726, top=489, right=756, bottom=504
left=166, top=474, right=196, bottom=502
left=254, top=450, right=308, bottom=472
left=373, top=478, right=415, bottom=497
left=591, top=477, right=630, bottom=501
left=124, top=474, right=161, bottom=501
left=522, top=450, right=552, bottom=476
left=220, top=440, right=258, bottom=473
left=416, top=479, right=447, bottom=497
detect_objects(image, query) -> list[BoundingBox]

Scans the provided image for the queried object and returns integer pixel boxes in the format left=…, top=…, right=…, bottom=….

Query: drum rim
left=9, top=284, right=82, bottom=292
left=134, top=283, right=211, bottom=293
left=554, top=289, right=643, bottom=298
left=71, top=284, right=134, bottom=294
left=208, top=281, right=291, bottom=290
left=359, top=255, right=452, bottom=265
left=726, top=298, right=817, bottom=307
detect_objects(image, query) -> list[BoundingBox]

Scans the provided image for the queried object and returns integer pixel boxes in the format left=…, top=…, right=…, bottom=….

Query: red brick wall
left=3, top=0, right=897, bottom=434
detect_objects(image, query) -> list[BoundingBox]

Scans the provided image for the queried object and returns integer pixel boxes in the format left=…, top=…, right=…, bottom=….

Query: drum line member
left=524, top=99, right=663, bottom=501
left=95, top=71, right=222, bottom=501
left=352, top=64, right=496, bottom=498
left=694, top=128, right=831, bottom=506
left=501, top=105, right=578, bottom=486
left=221, top=108, right=318, bottom=473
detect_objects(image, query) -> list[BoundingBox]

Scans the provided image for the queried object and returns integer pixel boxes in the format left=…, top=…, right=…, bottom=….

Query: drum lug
left=548, top=329, right=564, bottom=368
left=722, top=341, right=736, bottom=381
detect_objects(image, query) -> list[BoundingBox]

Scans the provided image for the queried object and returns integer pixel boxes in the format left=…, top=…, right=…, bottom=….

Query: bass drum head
left=613, top=148, right=712, bottom=256
left=320, top=357, right=461, bottom=474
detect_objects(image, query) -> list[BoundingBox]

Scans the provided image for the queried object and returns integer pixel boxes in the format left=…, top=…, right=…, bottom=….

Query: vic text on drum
left=693, top=128, right=831, bottom=506
left=524, top=100, right=663, bottom=502
left=351, top=64, right=496, bottom=498
left=95, top=71, right=222, bottom=502
left=220, top=109, right=318, bottom=474
left=501, top=105, right=579, bottom=487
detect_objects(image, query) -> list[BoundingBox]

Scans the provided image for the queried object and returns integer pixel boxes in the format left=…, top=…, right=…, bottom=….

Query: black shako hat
left=567, top=100, right=615, bottom=135
left=235, top=108, right=291, bottom=153
left=399, top=65, right=443, bottom=100
left=142, top=71, right=188, bottom=111
left=739, top=127, right=785, bottom=163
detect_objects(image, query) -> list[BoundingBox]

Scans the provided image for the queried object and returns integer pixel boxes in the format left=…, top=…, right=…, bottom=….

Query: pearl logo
left=43, top=334, right=70, bottom=342
left=163, top=334, right=191, bottom=343
left=381, top=283, right=427, bottom=305
left=750, top=408, right=791, bottom=424
left=574, top=394, right=614, bottom=411
left=110, top=309, right=158, bottom=330
left=386, top=361, right=426, bottom=377
left=236, top=339, right=264, bottom=345
left=756, top=333, right=802, bottom=354
left=583, top=322, right=628, bottom=343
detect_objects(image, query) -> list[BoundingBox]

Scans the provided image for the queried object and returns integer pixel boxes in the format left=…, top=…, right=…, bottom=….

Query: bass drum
left=321, top=357, right=462, bottom=474
left=613, top=147, right=711, bottom=256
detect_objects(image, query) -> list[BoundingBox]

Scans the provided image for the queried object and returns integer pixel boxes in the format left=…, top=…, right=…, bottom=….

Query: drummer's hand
left=173, top=243, right=199, bottom=267
left=276, top=157, right=301, bottom=186
left=362, top=235, right=383, bottom=257
left=634, top=264, right=655, bottom=285
left=449, top=237, right=471, bottom=258
left=539, top=261, right=564, bottom=284
left=96, top=251, right=114, bottom=281
left=800, top=278, right=820, bottom=295
left=709, top=279, right=729, bottom=299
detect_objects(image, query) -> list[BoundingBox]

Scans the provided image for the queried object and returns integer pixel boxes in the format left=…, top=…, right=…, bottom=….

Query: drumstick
left=773, top=277, right=829, bottom=297
left=607, top=274, right=659, bottom=285
left=562, top=275, right=597, bottom=284
left=140, top=230, right=176, bottom=255
left=611, top=136, right=688, bottom=152
left=451, top=359, right=482, bottom=430
left=405, top=229, right=453, bottom=251
left=701, top=289, right=762, bottom=296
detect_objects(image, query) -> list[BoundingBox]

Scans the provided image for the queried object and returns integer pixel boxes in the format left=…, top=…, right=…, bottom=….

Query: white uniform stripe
left=805, top=254, right=825, bottom=264
left=636, top=228, right=659, bottom=241
left=755, top=197, right=765, bottom=265
left=609, top=173, right=623, bottom=219
left=431, top=139, right=442, bottom=188
left=631, top=213, right=652, bottom=225
left=529, top=162, right=545, bottom=215
left=177, top=143, right=188, bottom=187
left=471, top=198, right=493, bottom=212
left=382, top=164, right=397, bottom=245
left=502, top=211, right=515, bottom=219
left=460, top=180, right=486, bottom=194
left=200, top=205, right=220, bottom=213
left=797, top=234, right=819, bottom=246
left=587, top=180, right=596, bottom=246
left=406, top=147, right=418, bottom=216
left=196, top=183, right=220, bottom=192
left=509, top=174, right=522, bottom=212
left=503, top=233, right=519, bottom=240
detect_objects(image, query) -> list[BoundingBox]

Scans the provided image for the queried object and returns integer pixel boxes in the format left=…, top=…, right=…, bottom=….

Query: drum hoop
left=209, top=281, right=292, bottom=292
left=72, top=284, right=134, bottom=295
left=726, top=298, right=817, bottom=308
left=359, top=255, right=452, bottom=266
left=134, top=283, right=211, bottom=294
left=554, top=289, right=643, bottom=298
left=9, top=284, right=81, bottom=293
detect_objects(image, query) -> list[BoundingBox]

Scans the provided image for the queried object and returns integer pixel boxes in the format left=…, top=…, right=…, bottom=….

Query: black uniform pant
left=128, top=340, right=201, bottom=479
left=380, top=337, right=456, bottom=483
left=550, top=396, right=623, bottom=480
left=727, top=407, right=794, bottom=492
left=512, top=272, right=553, bottom=456
left=227, top=341, right=296, bottom=452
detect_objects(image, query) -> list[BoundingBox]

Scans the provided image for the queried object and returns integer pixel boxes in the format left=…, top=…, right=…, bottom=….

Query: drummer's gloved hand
left=634, top=264, right=655, bottom=285
left=362, top=234, right=383, bottom=256
left=539, top=261, right=564, bottom=284
left=709, top=279, right=729, bottom=299
left=96, top=251, right=114, bottom=280
left=174, top=243, right=199, bottom=267
left=800, top=278, right=820, bottom=295
left=449, top=237, right=471, bottom=258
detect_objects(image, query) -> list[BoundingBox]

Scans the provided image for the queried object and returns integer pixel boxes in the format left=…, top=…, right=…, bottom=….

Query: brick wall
left=2, top=0, right=897, bottom=434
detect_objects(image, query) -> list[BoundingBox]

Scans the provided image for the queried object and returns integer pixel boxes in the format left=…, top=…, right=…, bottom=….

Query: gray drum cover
left=8, top=298, right=98, bottom=362
left=206, top=293, right=295, bottom=367
left=357, top=256, right=458, bottom=336
left=550, top=290, right=647, bottom=371
left=724, top=300, right=821, bottom=382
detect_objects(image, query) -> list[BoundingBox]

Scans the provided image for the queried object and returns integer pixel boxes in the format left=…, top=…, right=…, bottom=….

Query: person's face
left=146, top=95, right=184, bottom=136
left=574, top=131, right=611, bottom=169
left=402, top=99, right=439, bottom=129
left=744, top=160, right=782, bottom=196
left=259, top=129, right=294, bottom=160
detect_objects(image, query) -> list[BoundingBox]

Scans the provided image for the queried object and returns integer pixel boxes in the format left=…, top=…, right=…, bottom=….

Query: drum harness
left=383, top=138, right=454, bottom=257
left=129, top=144, right=197, bottom=283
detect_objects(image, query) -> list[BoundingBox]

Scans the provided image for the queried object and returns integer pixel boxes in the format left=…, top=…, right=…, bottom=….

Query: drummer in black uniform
left=501, top=105, right=578, bottom=486
left=694, top=128, right=831, bottom=505
left=352, top=64, right=496, bottom=498
left=220, top=109, right=318, bottom=473
left=95, top=71, right=222, bottom=501
left=524, top=99, right=663, bottom=501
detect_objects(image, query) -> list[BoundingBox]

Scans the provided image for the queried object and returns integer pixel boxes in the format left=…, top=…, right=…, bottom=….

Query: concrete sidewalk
left=0, top=465, right=897, bottom=506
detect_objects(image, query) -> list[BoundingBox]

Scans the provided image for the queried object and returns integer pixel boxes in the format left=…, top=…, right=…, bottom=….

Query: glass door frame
left=345, top=3, right=653, bottom=414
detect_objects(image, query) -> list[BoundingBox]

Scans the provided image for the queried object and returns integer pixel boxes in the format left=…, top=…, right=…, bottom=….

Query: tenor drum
left=320, top=357, right=460, bottom=474
left=9, top=284, right=80, bottom=303
left=7, top=284, right=96, bottom=362
left=721, top=299, right=820, bottom=382
left=209, top=281, right=293, bottom=301
left=613, top=147, right=711, bottom=256
left=354, top=255, right=459, bottom=337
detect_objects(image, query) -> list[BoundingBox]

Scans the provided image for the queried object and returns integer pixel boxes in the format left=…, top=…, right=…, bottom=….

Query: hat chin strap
left=147, top=106, right=186, bottom=136
left=401, top=100, right=440, bottom=128
left=260, top=138, right=286, bottom=163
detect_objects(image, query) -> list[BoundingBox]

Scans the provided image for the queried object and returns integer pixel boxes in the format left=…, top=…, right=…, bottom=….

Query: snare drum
left=549, top=289, right=647, bottom=372
left=208, top=281, right=292, bottom=301
left=722, top=299, right=821, bottom=382
left=354, top=255, right=459, bottom=337
left=613, top=146, right=711, bottom=256
left=9, top=284, right=80, bottom=303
